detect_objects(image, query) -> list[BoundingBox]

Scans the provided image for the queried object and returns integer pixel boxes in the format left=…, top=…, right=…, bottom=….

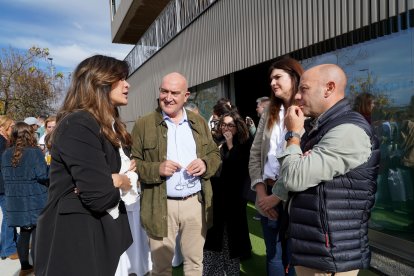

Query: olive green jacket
left=131, top=108, right=221, bottom=238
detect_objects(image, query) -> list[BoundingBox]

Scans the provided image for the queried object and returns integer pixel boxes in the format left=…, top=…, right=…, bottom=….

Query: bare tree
left=0, top=46, right=62, bottom=119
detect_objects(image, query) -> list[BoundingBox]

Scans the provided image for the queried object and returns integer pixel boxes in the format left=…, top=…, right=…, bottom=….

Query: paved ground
left=0, top=257, right=22, bottom=276
left=0, top=210, right=24, bottom=276
left=0, top=209, right=32, bottom=276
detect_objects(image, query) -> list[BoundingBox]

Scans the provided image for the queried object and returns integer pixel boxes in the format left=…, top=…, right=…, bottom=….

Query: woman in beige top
left=248, top=57, right=304, bottom=276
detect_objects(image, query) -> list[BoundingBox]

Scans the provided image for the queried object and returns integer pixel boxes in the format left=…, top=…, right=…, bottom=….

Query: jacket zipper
left=285, top=194, right=295, bottom=274
left=319, top=185, right=330, bottom=248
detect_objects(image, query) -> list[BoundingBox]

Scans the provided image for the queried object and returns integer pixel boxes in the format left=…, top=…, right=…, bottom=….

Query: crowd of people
left=0, top=54, right=381, bottom=276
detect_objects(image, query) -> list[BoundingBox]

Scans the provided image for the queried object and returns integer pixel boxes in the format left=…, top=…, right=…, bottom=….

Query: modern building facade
left=110, top=0, right=414, bottom=274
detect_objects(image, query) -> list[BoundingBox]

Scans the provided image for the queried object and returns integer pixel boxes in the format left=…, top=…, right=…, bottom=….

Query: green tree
left=0, top=46, right=63, bottom=119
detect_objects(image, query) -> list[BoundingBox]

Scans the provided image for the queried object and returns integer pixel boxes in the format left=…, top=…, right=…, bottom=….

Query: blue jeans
left=260, top=214, right=294, bottom=276
left=0, top=194, right=17, bottom=257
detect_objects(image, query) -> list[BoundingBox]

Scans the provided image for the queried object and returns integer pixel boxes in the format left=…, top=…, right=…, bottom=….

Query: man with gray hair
left=246, top=96, right=270, bottom=138
left=184, top=102, right=200, bottom=115
left=132, top=72, right=220, bottom=276
left=256, top=96, right=270, bottom=117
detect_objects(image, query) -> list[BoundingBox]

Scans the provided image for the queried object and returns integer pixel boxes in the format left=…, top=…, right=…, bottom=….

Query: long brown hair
left=44, top=116, right=56, bottom=130
left=43, top=116, right=56, bottom=150
left=51, top=55, right=131, bottom=147
left=354, top=93, right=374, bottom=115
left=266, top=57, right=304, bottom=130
left=10, top=122, right=38, bottom=167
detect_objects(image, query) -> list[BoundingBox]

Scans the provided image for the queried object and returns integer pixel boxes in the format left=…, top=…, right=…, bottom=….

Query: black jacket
left=289, top=99, right=380, bottom=272
left=35, top=111, right=132, bottom=276
left=204, top=137, right=252, bottom=259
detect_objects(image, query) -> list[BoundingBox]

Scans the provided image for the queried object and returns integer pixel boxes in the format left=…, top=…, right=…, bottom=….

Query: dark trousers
left=17, top=226, right=36, bottom=270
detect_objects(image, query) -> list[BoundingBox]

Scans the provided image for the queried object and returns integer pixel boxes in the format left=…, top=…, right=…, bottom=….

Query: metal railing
left=125, top=0, right=217, bottom=74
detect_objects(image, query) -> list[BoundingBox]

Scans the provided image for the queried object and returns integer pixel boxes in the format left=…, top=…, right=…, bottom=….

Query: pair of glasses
left=175, top=181, right=196, bottom=190
left=220, top=123, right=236, bottom=129
left=174, top=170, right=198, bottom=190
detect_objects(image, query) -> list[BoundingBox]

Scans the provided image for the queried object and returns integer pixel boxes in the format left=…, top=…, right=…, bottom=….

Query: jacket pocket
left=318, top=185, right=330, bottom=248
left=143, top=139, right=156, bottom=150
left=142, top=138, right=158, bottom=161
left=58, top=197, right=93, bottom=215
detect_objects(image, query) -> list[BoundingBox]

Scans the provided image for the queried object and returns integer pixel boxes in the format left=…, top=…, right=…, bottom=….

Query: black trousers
left=17, top=226, right=36, bottom=269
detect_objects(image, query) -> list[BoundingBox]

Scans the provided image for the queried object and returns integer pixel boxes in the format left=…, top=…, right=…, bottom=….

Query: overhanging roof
left=111, top=0, right=169, bottom=44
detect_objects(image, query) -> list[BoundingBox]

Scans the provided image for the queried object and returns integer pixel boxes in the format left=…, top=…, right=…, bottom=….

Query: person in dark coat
left=2, top=122, right=49, bottom=275
left=203, top=110, right=252, bottom=275
left=35, top=55, right=134, bottom=276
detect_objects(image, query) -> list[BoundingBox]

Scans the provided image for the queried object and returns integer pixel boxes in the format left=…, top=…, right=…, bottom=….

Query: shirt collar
left=162, top=108, right=188, bottom=124
left=305, top=98, right=350, bottom=134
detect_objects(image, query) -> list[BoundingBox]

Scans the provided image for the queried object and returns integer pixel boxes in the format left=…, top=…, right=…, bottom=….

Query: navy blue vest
left=289, top=99, right=380, bottom=272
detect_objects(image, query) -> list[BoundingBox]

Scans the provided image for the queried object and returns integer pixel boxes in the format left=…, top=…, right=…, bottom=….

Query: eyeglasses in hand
left=174, top=169, right=198, bottom=190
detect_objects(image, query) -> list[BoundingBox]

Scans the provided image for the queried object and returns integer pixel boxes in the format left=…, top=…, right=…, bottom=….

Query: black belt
left=167, top=191, right=199, bottom=201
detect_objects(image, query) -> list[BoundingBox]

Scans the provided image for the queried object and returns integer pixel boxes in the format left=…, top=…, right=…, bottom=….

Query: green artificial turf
left=240, top=203, right=267, bottom=275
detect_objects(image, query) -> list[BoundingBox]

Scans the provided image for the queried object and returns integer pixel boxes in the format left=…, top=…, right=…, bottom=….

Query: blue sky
left=0, top=0, right=134, bottom=75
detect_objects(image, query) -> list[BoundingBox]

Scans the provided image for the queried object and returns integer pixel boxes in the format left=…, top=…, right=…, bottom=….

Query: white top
left=119, top=147, right=139, bottom=208
left=107, top=123, right=139, bottom=218
left=106, top=146, right=139, bottom=219
left=38, top=133, right=46, bottom=146
left=263, top=106, right=286, bottom=180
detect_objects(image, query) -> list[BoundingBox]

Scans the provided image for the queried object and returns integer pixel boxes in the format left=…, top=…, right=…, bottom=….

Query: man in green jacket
left=131, top=72, right=220, bottom=276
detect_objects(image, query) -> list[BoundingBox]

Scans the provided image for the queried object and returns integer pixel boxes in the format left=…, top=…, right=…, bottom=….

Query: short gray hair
left=256, top=96, right=270, bottom=103
left=185, top=102, right=198, bottom=111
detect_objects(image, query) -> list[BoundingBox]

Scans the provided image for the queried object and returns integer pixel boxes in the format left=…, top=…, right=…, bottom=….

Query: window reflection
left=302, top=28, right=414, bottom=241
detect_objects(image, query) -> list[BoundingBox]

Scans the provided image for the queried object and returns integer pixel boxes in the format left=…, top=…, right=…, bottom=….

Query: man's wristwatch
left=285, top=131, right=301, bottom=141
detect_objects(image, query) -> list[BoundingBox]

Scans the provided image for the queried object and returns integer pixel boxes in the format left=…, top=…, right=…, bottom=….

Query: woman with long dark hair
left=249, top=57, right=304, bottom=276
left=35, top=55, right=136, bottom=276
left=203, top=109, right=253, bottom=275
left=353, top=92, right=375, bottom=124
left=2, top=122, right=48, bottom=275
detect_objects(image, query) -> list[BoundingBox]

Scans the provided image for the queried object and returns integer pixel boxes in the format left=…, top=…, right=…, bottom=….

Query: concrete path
left=0, top=209, right=34, bottom=276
